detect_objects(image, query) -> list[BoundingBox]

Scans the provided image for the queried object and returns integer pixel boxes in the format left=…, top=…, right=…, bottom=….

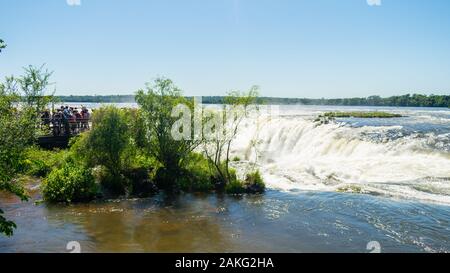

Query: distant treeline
left=58, top=95, right=135, bottom=103
left=57, top=94, right=450, bottom=107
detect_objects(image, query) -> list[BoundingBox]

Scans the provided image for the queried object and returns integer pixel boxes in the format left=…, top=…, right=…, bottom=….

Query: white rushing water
left=230, top=106, right=450, bottom=204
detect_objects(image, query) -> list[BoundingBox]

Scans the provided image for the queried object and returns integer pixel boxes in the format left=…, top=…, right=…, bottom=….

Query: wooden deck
left=37, top=122, right=90, bottom=149
left=37, top=114, right=91, bottom=149
left=38, top=135, right=73, bottom=149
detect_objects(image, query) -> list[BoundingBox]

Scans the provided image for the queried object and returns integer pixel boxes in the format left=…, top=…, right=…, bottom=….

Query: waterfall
left=231, top=116, right=450, bottom=204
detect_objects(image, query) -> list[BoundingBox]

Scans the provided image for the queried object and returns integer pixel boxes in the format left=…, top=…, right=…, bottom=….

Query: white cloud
left=67, top=0, right=81, bottom=6
left=367, top=0, right=381, bottom=6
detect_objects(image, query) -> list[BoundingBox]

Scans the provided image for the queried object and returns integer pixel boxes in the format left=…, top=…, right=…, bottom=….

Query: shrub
left=70, top=107, right=132, bottom=194
left=225, top=179, right=246, bottom=194
left=71, top=132, right=158, bottom=197
left=42, top=163, right=98, bottom=203
left=212, top=164, right=237, bottom=189
left=21, top=147, right=69, bottom=177
left=122, top=167, right=158, bottom=197
left=184, top=175, right=213, bottom=192
left=85, top=106, right=130, bottom=171
left=89, top=165, right=129, bottom=196
left=244, top=170, right=265, bottom=193
left=123, top=108, right=147, bottom=149
left=128, top=151, right=160, bottom=172
left=224, top=170, right=265, bottom=194
left=178, top=153, right=214, bottom=192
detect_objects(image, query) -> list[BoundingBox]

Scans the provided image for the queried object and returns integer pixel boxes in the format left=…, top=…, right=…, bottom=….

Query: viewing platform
left=38, top=135, right=73, bottom=149
left=37, top=115, right=91, bottom=149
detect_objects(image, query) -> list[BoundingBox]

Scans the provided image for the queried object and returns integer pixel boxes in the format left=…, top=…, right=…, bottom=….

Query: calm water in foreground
left=1, top=189, right=450, bottom=253
left=1, top=105, right=449, bottom=252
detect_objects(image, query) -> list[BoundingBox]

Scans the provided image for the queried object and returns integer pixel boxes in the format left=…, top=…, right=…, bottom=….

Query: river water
left=1, top=105, right=449, bottom=252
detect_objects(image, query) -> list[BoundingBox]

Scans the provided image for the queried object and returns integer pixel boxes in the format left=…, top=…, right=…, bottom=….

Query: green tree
left=16, top=65, right=54, bottom=120
left=135, top=78, right=201, bottom=190
left=4, top=64, right=56, bottom=138
left=202, top=86, right=259, bottom=186
left=73, top=106, right=131, bottom=193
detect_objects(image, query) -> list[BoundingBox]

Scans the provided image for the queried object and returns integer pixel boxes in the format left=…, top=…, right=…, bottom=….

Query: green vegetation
left=315, top=111, right=403, bottom=125
left=136, top=78, right=201, bottom=191
left=124, top=108, right=147, bottom=149
left=225, top=179, right=246, bottom=194
left=18, top=65, right=55, bottom=117
left=226, top=170, right=266, bottom=194
left=57, top=94, right=450, bottom=108
left=321, top=111, right=402, bottom=118
left=202, top=87, right=259, bottom=190
left=20, top=147, right=69, bottom=177
left=42, top=163, right=98, bottom=203
left=72, top=106, right=132, bottom=194
left=178, top=153, right=214, bottom=192
left=245, top=170, right=266, bottom=193
left=337, top=185, right=365, bottom=194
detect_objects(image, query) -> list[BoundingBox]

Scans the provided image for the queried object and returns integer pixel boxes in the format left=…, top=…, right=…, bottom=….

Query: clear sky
left=1, top=0, right=450, bottom=98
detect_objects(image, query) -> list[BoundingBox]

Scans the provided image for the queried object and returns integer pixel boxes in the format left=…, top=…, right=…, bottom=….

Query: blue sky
left=1, top=0, right=450, bottom=97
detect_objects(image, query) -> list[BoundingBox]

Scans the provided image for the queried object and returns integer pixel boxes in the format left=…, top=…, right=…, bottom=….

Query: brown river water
left=1, top=179, right=450, bottom=253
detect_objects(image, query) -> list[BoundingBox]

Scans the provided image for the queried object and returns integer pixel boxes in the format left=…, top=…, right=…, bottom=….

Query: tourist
left=62, top=106, right=71, bottom=135
left=81, top=107, right=90, bottom=130
left=74, top=109, right=82, bottom=132
left=52, top=109, right=62, bottom=136
left=41, top=109, right=50, bottom=126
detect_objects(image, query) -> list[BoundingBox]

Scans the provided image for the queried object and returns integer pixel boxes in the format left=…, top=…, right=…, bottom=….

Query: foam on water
left=231, top=114, right=450, bottom=204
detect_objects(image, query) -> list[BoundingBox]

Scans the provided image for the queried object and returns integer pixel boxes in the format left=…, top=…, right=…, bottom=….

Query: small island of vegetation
left=321, top=111, right=402, bottom=118
left=314, top=111, right=403, bottom=124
